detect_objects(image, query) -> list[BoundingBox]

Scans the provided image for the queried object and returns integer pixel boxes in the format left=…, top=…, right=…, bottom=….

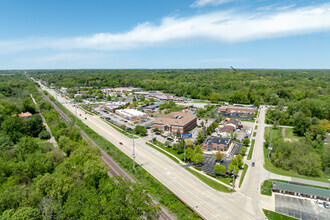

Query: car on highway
left=85, top=117, right=87, bottom=120
left=79, top=114, right=81, bottom=116
left=119, top=142, right=123, bottom=145
left=252, top=162, right=255, bottom=167
left=124, top=120, right=128, bottom=123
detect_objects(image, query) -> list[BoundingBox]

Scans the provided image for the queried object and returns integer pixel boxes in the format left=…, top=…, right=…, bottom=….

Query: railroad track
left=38, top=87, right=173, bottom=220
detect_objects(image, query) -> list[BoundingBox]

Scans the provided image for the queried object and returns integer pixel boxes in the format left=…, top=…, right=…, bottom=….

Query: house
left=153, top=112, right=197, bottom=136
left=218, top=126, right=235, bottom=137
left=202, top=136, right=232, bottom=152
left=18, top=112, right=32, bottom=120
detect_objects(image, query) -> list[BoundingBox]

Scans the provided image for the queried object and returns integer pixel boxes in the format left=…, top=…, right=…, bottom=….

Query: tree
left=39, top=130, right=51, bottom=139
left=242, top=138, right=250, bottom=146
left=134, top=125, right=147, bottom=136
left=194, top=145, right=203, bottom=155
left=185, top=139, right=194, bottom=147
left=0, top=135, right=14, bottom=150
left=210, top=94, right=220, bottom=103
left=15, top=137, right=40, bottom=160
left=214, top=164, right=226, bottom=175
left=214, top=151, right=223, bottom=161
left=11, top=207, right=40, bottom=220
left=240, top=146, right=247, bottom=156
left=186, top=148, right=194, bottom=161
left=200, top=121, right=204, bottom=127
left=236, top=154, right=244, bottom=167
left=1, top=117, right=24, bottom=143
left=293, top=113, right=311, bottom=136
left=191, top=153, right=204, bottom=165
left=308, top=125, right=327, bottom=141
left=164, top=141, right=171, bottom=147
left=228, top=163, right=239, bottom=175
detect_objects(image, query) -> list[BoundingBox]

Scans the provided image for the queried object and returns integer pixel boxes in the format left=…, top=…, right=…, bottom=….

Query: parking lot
left=275, top=194, right=330, bottom=220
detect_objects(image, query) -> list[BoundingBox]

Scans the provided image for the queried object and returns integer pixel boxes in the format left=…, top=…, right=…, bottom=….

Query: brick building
left=153, top=112, right=197, bottom=135
left=218, top=105, right=257, bottom=114
left=202, top=136, right=232, bottom=152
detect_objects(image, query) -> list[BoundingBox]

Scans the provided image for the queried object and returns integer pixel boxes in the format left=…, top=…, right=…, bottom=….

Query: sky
left=1, top=0, right=330, bottom=69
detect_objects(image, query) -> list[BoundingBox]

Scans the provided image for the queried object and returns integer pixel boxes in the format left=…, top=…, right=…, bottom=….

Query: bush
left=193, top=166, right=201, bottom=171
left=39, top=130, right=51, bottom=140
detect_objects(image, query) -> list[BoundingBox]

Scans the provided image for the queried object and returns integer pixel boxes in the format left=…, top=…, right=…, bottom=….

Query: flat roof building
left=115, top=109, right=148, bottom=122
left=272, top=181, right=330, bottom=201
left=153, top=112, right=197, bottom=136
left=218, top=105, right=257, bottom=114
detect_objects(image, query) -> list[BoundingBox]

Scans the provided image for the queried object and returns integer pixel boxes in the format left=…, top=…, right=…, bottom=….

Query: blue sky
left=1, top=0, right=330, bottom=69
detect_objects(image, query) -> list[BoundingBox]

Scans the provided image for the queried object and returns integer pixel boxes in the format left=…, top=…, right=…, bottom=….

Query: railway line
left=38, top=87, right=173, bottom=220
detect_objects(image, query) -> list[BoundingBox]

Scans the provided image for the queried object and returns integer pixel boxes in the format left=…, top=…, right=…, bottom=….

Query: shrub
left=39, top=130, right=51, bottom=140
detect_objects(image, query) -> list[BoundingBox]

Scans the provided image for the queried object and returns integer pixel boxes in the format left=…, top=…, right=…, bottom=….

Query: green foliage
left=240, top=146, right=247, bottom=156
left=134, top=125, right=147, bottom=136
left=243, top=138, right=250, bottom=146
left=38, top=130, right=50, bottom=140
left=239, top=164, right=248, bottom=188
left=214, top=151, right=223, bottom=161
left=191, top=153, right=204, bottom=165
left=11, top=207, right=40, bottom=220
left=214, top=164, right=226, bottom=175
left=263, top=209, right=297, bottom=220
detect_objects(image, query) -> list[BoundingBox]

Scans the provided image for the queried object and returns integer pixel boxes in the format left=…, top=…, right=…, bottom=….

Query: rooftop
left=273, top=181, right=330, bottom=199
left=18, top=112, right=32, bottom=118
left=153, top=112, right=197, bottom=126
left=116, top=109, right=147, bottom=117
left=204, top=136, right=231, bottom=146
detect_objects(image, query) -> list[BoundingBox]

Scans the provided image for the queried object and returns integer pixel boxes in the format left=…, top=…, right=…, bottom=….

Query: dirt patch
left=281, top=127, right=286, bottom=138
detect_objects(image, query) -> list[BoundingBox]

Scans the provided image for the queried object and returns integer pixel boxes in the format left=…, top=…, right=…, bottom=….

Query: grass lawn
left=263, top=209, right=297, bottom=220
left=185, top=168, right=234, bottom=193
left=253, top=132, right=256, bottom=137
left=247, top=139, right=255, bottom=160
left=151, top=140, right=184, bottom=161
left=101, top=118, right=140, bottom=138
left=146, top=142, right=180, bottom=164
left=284, top=127, right=300, bottom=139
left=218, top=176, right=233, bottom=185
left=255, top=125, right=258, bottom=130
left=239, top=164, right=248, bottom=188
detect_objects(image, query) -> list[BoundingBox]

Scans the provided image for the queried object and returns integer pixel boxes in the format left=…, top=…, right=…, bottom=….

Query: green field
left=146, top=142, right=181, bottom=164
left=263, top=209, right=297, bottom=220
left=247, top=139, right=255, bottom=160
left=185, top=168, right=234, bottom=193
left=239, top=164, right=248, bottom=188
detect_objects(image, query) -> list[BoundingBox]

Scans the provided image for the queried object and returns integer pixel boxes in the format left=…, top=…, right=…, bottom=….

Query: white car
left=316, top=200, right=324, bottom=208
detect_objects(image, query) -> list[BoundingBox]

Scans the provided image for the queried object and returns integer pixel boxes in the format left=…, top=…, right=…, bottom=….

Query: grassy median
left=146, top=142, right=181, bottom=164
left=239, top=164, right=248, bottom=188
left=185, top=168, right=235, bottom=193
left=247, top=139, right=255, bottom=160
left=263, top=209, right=297, bottom=220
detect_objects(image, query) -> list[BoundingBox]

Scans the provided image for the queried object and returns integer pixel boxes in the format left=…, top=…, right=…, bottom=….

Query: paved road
left=40, top=83, right=329, bottom=219
left=240, top=106, right=329, bottom=206
left=41, top=83, right=264, bottom=220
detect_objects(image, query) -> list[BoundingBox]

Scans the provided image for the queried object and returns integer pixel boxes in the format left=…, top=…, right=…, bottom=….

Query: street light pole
left=132, top=134, right=136, bottom=170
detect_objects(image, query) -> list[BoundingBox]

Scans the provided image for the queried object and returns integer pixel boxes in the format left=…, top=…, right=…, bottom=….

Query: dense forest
left=31, top=69, right=329, bottom=106
left=0, top=74, right=158, bottom=219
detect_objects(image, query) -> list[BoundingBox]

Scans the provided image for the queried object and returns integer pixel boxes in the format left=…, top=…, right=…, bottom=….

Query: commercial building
left=202, top=136, right=232, bottom=152
left=103, top=102, right=128, bottom=112
left=142, top=102, right=163, bottom=112
left=218, top=105, right=257, bottom=114
left=153, top=112, right=197, bottom=135
left=115, top=109, right=148, bottom=122
left=218, top=126, right=235, bottom=137
left=272, top=181, right=330, bottom=201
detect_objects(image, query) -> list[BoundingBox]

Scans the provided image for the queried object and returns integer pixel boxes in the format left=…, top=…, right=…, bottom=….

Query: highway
left=40, top=84, right=265, bottom=219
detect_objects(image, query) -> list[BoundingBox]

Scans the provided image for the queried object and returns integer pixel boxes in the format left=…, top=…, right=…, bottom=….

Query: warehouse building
left=115, top=109, right=148, bottom=122
left=153, top=112, right=197, bottom=136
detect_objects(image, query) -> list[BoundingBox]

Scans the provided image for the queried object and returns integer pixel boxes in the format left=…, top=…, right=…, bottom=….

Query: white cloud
left=190, top=0, right=234, bottom=8
left=1, top=3, right=330, bottom=53
left=277, top=4, right=296, bottom=10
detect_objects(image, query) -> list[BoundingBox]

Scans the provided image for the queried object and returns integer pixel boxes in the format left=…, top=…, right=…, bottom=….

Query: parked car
left=85, top=117, right=87, bottom=120
left=324, top=202, right=330, bottom=209
left=317, top=200, right=324, bottom=208
left=119, top=142, right=123, bottom=145
left=124, top=120, right=128, bottom=123
left=252, top=162, right=255, bottom=167
left=79, top=114, right=81, bottom=116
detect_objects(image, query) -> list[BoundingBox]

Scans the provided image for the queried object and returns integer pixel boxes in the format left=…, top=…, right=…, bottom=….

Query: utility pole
left=132, top=134, right=136, bottom=170
left=232, top=168, right=236, bottom=190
